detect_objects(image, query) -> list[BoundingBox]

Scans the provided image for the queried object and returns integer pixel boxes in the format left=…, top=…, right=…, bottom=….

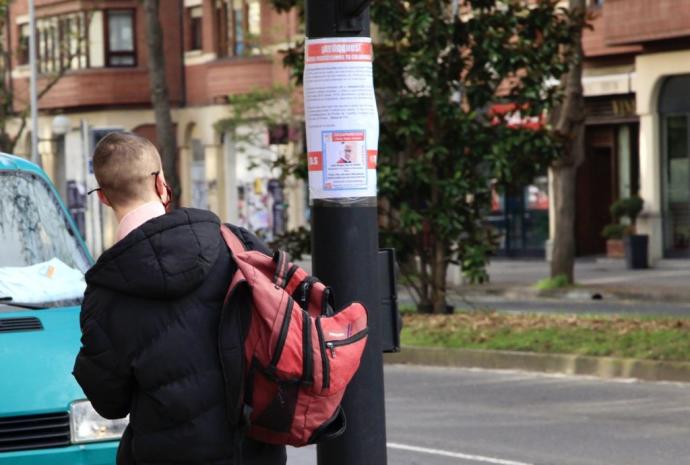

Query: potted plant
left=610, top=196, right=648, bottom=269
left=601, top=224, right=626, bottom=258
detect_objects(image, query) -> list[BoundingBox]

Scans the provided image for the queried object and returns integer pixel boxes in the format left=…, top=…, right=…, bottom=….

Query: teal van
left=0, top=153, right=122, bottom=464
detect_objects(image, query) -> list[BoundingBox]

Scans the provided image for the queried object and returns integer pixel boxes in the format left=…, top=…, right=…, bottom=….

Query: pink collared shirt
left=116, top=201, right=166, bottom=242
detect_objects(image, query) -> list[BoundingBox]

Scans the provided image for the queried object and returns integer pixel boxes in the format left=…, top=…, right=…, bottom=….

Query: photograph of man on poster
left=337, top=143, right=356, bottom=164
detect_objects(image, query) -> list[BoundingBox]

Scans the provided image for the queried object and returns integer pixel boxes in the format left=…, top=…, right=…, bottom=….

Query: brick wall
left=583, top=7, right=641, bottom=58
left=7, top=0, right=296, bottom=111
left=183, top=0, right=297, bottom=106
left=605, top=0, right=690, bottom=45
left=9, top=0, right=183, bottom=111
left=185, top=57, right=275, bottom=106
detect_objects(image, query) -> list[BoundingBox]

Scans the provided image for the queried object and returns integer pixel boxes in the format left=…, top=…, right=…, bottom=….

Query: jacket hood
left=86, top=208, right=222, bottom=299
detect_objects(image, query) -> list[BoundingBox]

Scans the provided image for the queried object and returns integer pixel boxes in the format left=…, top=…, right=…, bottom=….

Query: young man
left=72, top=132, right=286, bottom=465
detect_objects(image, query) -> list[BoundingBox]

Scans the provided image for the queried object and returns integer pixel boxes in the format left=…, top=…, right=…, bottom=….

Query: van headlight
left=69, top=400, right=129, bottom=443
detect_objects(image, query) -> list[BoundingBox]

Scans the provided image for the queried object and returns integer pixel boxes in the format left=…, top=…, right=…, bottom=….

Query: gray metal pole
left=28, top=0, right=39, bottom=165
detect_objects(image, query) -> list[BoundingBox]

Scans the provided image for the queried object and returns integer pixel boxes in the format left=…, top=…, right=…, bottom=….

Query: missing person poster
left=304, top=37, right=379, bottom=199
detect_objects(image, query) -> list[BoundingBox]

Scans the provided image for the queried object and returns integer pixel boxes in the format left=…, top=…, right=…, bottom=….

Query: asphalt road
left=287, top=365, right=690, bottom=465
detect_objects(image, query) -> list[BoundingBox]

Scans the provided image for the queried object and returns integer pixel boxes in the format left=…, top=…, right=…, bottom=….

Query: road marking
left=387, top=442, right=534, bottom=465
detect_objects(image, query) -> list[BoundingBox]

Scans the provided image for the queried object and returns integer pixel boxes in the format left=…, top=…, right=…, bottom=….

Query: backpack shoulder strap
left=220, top=224, right=247, bottom=256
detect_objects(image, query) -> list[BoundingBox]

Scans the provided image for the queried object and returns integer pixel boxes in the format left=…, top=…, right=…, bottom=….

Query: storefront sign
left=585, top=95, right=637, bottom=124
left=582, top=73, right=633, bottom=97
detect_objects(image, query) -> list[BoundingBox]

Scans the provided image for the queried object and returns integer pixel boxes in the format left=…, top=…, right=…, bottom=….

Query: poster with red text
left=304, top=37, right=379, bottom=199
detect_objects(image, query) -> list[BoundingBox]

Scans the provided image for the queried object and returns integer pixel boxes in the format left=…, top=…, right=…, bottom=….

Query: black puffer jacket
left=73, top=208, right=286, bottom=465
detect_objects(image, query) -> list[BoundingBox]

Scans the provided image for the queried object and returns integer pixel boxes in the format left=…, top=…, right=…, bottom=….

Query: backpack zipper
left=315, top=317, right=330, bottom=390
left=324, top=328, right=369, bottom=359
left=302, top=309, right=313, bottom=384
left=270, top=296, right=294, bottom=368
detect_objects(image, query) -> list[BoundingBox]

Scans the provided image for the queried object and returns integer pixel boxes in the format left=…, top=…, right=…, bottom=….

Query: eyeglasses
left=87, top=172, right=172, bottom=209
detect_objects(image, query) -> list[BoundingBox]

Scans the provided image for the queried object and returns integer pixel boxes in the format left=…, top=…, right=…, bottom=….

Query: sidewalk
left=299, top=256, right=690, bottom=304
left=454, top=257, right=690, bottom=303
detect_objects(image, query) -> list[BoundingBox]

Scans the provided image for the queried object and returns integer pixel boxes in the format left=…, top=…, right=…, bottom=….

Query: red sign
left=307, top=151, right=323, bottom=171
left=332, top=132, right=366, bottom=142
left=306, top=42, right=373, bottom=64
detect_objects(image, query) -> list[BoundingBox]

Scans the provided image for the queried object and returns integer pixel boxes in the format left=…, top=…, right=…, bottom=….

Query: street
left=288, top=365, right=690, bottom=465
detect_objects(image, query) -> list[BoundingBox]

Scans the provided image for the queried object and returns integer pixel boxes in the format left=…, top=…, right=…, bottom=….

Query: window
left=16, top=10, right=136, bottom=72
left=105, top=10, right=136, bottom=67
left=0, top=172, right=90, bottom=273
left=18, top=13, right=89, bottom=73
left=17, top=24, right=29, bottom=65
left=188, top=7, right=203, bottom=51
left=218, top=0, right=261, bottom=57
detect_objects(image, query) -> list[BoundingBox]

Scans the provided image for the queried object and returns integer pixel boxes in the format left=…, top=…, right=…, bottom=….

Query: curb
left=384, top=346, right=690, bottom=383
left=458, top=285, right=690, bottom=305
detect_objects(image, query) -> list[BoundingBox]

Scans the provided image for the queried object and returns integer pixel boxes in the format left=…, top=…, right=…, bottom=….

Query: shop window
left=188, top=7, right=203, bottom=51
left=191, top=139, right=209, bottom=209
left=106, top=10, right=136, bottom=67
left=218, top=0, right=261, bottom=57
left=660, top=75, right=690, bottom=255
left=489, top=176, right=549, bottom=257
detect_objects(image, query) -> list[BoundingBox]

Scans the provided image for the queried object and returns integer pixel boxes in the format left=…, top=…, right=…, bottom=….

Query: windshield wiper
left=0, top=296, right=45, bottom=310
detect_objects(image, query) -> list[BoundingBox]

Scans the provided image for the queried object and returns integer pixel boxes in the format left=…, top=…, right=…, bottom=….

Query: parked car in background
left=0, top=153, right=123, bottom=465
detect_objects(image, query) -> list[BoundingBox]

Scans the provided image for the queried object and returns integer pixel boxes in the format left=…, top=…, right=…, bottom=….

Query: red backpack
left=218, top=224, right=368, bottom=447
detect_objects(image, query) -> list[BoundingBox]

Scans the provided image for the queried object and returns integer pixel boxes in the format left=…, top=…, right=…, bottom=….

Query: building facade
left=569, top=0, right=641, bottom=257
left=493, top=0, right=639, bottom=258
left=3, top=0, right=305, bottom=256
left=554, top=0, right=690, bottom=263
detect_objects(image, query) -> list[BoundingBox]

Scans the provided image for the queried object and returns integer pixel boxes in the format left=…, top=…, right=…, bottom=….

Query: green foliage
left=627, top=196, right=644, bottom=223
left=215, top=85, right=307, bottom=182
left=535, top=274, right=570, bottom=291
left=610, top=199, right=624, bottom=221
left=608, top=196, right=644, bottom=236
left=215, top=85, right=291, bottom=133
left=270, top=0, right=303, bottom=14
left=371, top=0, right=579, bottom=309
left=269, top=225, right=311, bottom=260
left=402, top=312, right=690, bottom=362
left=601, top=223, right=627, bottom=240
left=610, top=196, right=644, bottom=226
left=266, top=0, right=581, bottom=312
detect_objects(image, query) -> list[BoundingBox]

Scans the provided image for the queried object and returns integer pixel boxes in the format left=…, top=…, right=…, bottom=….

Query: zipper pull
left=326, top=342, right=336, bottom=358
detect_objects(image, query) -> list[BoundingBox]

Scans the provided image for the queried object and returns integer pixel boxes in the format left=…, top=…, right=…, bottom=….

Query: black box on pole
left=379, top=248, right=401, bottom=354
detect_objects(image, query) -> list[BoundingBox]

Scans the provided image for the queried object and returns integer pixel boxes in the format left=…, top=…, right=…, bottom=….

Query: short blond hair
left=92, top=132, right=162, bottom=207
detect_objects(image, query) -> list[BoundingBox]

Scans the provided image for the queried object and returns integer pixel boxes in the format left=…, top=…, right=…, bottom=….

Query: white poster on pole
left=303, top=37, right=379, bottom=199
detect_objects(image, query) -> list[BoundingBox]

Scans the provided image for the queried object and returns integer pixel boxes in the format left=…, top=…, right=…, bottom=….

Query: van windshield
left=0, top=171, right=90, bottom=308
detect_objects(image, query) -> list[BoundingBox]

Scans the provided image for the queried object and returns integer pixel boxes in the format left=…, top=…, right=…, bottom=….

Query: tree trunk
left=550, top=163, right=577, bottom=282
left=549, top=0, right=586, bottom=283
left=416, top=252, right=433, bottom=314
left=143, top=0, right=180, bottom=206
left=430, top=239, right=448, bottom=314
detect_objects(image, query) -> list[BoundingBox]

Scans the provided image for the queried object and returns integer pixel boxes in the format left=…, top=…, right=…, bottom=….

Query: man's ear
left=96, top=190, right=111, bottom=207
left=155, top=172, right=170, bottom=203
